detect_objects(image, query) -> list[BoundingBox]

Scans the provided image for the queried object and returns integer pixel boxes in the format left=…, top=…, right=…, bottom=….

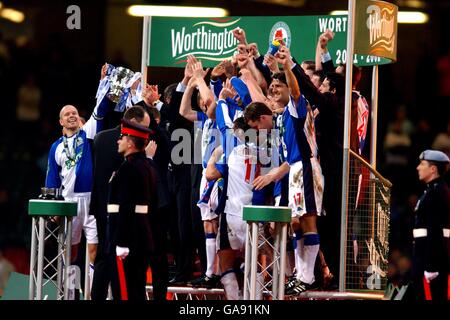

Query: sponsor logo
left=269, top=21, right=291, bottom=48
left=170, top=18, right=241, bottom=62
left=366, top=4, right=396, bottom=54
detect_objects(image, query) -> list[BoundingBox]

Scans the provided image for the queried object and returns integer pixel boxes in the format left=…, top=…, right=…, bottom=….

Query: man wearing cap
left=106, top=119, right=158, bottom=300
left=412, top=149, right=450, bottom=301
left=90, top=105, right=153, bottom=300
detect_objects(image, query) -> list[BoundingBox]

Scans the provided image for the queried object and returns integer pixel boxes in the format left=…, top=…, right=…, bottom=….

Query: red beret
left=120, top=119, right=151, bottom=140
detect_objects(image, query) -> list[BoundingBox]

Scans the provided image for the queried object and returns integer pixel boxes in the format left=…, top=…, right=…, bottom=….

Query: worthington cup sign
left=147, top=16, right=395, bottom=68
left=171, top=19, right=240, bottom=61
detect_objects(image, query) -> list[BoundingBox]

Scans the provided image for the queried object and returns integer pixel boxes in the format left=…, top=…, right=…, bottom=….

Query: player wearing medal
left=45, top=91, right=113, bottom=287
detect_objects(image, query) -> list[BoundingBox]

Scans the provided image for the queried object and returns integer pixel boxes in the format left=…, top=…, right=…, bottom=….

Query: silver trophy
left=39, top=187, right=63, bottom=200
left=107, top=66, right=135, bottom=103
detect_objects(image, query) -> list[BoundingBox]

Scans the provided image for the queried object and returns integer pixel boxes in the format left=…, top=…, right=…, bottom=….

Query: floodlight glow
left=128, top=5, right=229, bottom=17
left=397, top=0, right=426, bottom=9
left=1, top=8, right=25, bottom=23
left=330, top=10, right=428, bottom=24
left=397, top=11, right=428, bottom=24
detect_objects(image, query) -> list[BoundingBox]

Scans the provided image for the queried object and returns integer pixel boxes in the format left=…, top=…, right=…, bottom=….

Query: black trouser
left=168, top=164, right=193, bottom=280
left=318, top=170, right=342, bottom=278
left=148, top=211, right=169, bottom=300
left=191, top=163, right=206, bottom=274
left=91, top=215, right=121, bottom=300
left=122, top=252, right=148, bottom=300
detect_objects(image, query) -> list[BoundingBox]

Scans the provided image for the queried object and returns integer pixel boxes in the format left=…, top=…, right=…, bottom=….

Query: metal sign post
left=339, top=0, right=356, bottom=293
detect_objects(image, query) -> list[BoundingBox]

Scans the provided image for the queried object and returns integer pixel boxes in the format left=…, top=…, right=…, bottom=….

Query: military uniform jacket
left=413, top=177, right=450, bottom=276
left=106, top=152, right=158, bottom=255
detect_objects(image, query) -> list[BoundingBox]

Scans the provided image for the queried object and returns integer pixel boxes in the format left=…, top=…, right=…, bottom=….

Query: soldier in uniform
left=413, top=149, right=450, bottom=301
left=107, top=119, right=158, bottom=300
left=90, top=106, right=153, bottom=300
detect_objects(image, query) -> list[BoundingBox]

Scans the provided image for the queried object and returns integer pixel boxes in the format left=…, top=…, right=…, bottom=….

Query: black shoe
left=189, top=274, right=221, bottom=289
left=285, top=280, right=318, bottom=295
left=168, top=276, right=188, bottom=286
left=284, top=276, right=297, bottom=291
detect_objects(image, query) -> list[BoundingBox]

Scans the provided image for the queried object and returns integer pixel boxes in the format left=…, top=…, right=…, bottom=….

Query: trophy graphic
left=107, top=66, right=135, bottom=103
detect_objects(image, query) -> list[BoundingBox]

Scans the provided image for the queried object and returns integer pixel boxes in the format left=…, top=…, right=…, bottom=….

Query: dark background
left=0, top=0, right=448, bottom=281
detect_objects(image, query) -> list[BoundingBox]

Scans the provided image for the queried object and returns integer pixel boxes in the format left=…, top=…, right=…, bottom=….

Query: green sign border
left=147, top=15, right=393, bottom=68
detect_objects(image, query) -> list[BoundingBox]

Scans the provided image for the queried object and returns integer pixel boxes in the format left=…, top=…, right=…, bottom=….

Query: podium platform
left=28, top=199, right=77, bottom=300
left=243, top=205, right=291, bottom=300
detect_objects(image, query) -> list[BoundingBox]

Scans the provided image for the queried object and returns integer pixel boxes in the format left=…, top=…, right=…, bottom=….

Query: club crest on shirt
left=75, top=136, right=84, bottom=148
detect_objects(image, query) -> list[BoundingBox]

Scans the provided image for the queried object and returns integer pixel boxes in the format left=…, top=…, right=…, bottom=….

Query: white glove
left=424, top=271, right=439, bottom=283
left=116, top=246, right=130, bottom=259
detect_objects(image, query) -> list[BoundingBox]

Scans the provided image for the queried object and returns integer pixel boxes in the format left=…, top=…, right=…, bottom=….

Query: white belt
left=107, top=204, right=119, bottom=213
left=413, top=228, right=427, bottom=238
left=108, top=204, right=148, bottom=214
left=135, top=205, right=148, bottom=214
left=444, top=228, right=450, bottom=238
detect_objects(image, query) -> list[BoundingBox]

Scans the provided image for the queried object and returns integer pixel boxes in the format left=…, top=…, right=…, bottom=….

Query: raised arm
left=236, top=44, right=267, bottom=93
left=179, top=76, right=199, bottom=122
left=263, top=53, right=280, bottom=74
left=232, top=27, right=248, bottom=46
left=206, top=145, right=224, bottom=181
left=318, top=29, right=336, bottom=73
left=142, top=84, right=161, bottom=106
left=315, top=34, right=324, bottom=71
left=181, top=54, right=196, bottom=87
left=215, top=80, right=236, bottom=133
left=239, top=68, right=266, bottom=103
left=276, top=46, right=300, bottom=103
left=291, top=57, right=331, bottom=110
left=191, top=60, right=217, bottom=120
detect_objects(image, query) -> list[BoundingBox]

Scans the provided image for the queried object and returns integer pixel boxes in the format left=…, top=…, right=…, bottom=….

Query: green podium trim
left=243, top=205, right=291, bottom=223
left=28, top=199, right=78, bottom=217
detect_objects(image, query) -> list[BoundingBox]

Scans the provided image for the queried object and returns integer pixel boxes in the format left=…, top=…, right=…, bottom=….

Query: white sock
left=295, top=235, right=304, bottom=281
left=205, top=236, right=216, bottom=277
left=301, top=233, right=320, bottom=284
left=221, top=271, right=239, bottom=300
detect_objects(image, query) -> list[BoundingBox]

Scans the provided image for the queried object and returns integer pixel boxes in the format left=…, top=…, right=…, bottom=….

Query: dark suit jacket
left=89, top=126, right=122, bottom=220
left=319, top=57, right=371, bottom=159
left=292, top=62, right=344, bottom=176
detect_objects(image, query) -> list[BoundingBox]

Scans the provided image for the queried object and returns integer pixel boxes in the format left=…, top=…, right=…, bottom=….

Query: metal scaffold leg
left=28, top=199, right=77, bottom=300
left=243, top=206, right=292, bottom=300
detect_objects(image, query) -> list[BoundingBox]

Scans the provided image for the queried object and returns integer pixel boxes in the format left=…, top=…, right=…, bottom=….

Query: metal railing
left=146, top=285, right=225, bottom=300
left=343, top=150, right=391, bottom=292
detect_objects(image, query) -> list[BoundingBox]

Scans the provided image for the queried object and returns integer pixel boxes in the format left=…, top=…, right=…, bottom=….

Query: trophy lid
left=115, top=66, right=134, bottom=76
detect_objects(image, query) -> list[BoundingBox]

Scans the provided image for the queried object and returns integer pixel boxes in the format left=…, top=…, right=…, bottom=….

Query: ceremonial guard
left=413, top=149, right=450, bottom=301
left=106, top=119, right=158, bottom=300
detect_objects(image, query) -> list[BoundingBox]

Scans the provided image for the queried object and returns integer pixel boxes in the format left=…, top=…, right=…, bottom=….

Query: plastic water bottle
left=262, top=39, right=281, bottom=66
left=267, top=39, right=281, bottom=55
